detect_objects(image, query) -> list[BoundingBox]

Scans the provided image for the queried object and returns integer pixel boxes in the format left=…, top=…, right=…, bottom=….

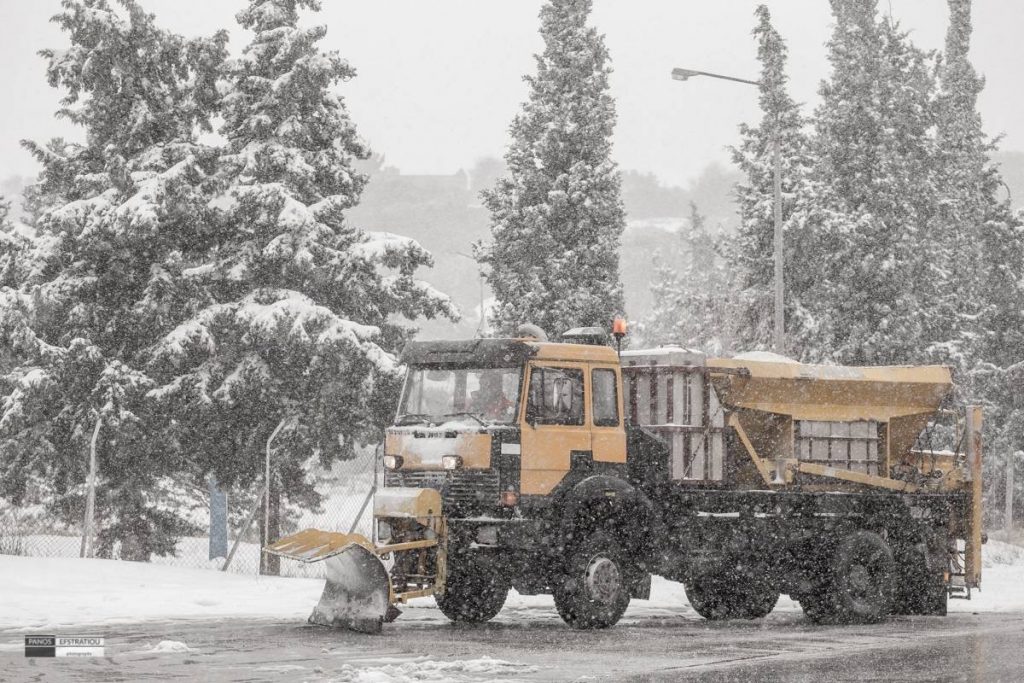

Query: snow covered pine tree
left=729, top=5, right=815, bottom=355
left=642, top=203, right=733, bottom=354
left=148, top=0, right=456, bottom=572
left=477, top=0, right=625, bottom=339
left=1, top=0, right=228, bottom=559
left=803, top=0, right=947, bottom=365
left=0, top=194, right=27, bottom=372
left=935, top=0, right=1024, bottom=515
left=0, top=195, right=24, bottom=289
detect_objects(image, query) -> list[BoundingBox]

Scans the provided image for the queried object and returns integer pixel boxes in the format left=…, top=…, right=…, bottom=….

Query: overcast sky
left=1, top=1, right=1022, bottom=188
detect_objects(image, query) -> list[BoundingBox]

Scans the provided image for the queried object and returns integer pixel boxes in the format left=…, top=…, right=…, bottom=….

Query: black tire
left=436, top=553, right=509, bottom=624
left=685, top=573, right=779, bottom=620
left=892, top=537, right=948, bottom=616
left=796, top=590, right=838, bottom=623
left=553, top=531, right=632, bottom=629
left=804, top=531, right=895, bottom=624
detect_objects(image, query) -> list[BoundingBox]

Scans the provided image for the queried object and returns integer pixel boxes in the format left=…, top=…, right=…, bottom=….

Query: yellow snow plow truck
left=267, top=327, right=984, bottom=633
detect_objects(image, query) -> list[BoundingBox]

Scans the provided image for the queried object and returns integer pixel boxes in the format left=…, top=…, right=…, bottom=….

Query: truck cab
left=380, top=335, right=649, bottom=628
left=384, top=337, right=629, bottom=510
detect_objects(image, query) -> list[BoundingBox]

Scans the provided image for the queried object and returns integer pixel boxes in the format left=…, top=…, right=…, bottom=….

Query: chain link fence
left=0, top=448, right=379, bottom=580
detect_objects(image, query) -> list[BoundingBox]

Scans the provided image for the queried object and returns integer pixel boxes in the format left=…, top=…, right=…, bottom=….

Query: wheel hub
left=585, top=556, right=621, bottom=604
left=848, top=563, right=871, bottom=594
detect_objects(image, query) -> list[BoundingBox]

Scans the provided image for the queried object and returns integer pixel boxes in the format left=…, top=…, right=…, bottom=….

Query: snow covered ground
left=1, top=540, right=1022, bottom=632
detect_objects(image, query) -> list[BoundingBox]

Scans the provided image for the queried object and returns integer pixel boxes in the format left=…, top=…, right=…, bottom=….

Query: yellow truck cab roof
left=531, top=341, right=619, bottom=363
left=400, top=337, right=618, bottom=367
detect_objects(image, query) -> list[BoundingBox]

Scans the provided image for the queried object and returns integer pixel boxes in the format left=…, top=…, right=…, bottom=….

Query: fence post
left=80, top=415, right=101, bottom=559
left=261, top=418, right=287, bottom=576
left=347, top=484, right=377, bottom=535
left=209, top=477, right=228, bottom=560
left=222, top=482, right=267, bottom=572
left=1008, top=450, right=1019, bottom=532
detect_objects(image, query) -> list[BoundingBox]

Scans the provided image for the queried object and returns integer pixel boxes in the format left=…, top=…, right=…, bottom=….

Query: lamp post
left=671, top=67, right=785, bottom=354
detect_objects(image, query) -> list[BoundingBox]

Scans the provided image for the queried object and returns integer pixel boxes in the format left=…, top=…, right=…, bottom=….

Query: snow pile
left=140, top=640, right=192, bottom=653
left=0, top=555, right=321, bottom=630
left=983, top=539, right=1024, bottom=567
left=331, top=655, right=537, bottom=682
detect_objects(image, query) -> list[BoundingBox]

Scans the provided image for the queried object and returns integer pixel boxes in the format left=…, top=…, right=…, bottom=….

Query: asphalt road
left=3, top=608, right=1023, bottom=682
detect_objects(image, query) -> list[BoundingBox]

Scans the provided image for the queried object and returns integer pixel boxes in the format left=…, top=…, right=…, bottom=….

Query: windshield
left=398, top=367, right=522, bottom=425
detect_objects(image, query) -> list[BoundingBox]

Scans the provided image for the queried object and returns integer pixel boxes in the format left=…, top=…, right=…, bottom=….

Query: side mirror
left=525, top=401, right=538, bottom=428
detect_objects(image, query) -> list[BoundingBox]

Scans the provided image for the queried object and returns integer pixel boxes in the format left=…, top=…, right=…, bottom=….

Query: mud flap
left=309, top=544, right=391, bottom=634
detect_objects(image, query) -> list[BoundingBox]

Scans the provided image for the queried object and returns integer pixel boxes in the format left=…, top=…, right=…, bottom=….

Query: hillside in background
left=348, top=159, right=742, bottom=337
left=6, top=147, right=1018, bottom=340
left=995, top=151, right=1024, bottom=210
left=0, top=175, right=29, bottom=223
left=346, top=159, right=490, bottom=339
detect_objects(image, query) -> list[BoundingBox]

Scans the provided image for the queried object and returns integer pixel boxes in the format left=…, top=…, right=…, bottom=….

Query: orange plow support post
left=264, top=487, right=445, bottom=634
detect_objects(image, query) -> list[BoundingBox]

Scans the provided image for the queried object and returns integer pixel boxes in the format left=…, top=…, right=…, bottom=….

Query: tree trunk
left=1008, top=450, right=1017, bottom=532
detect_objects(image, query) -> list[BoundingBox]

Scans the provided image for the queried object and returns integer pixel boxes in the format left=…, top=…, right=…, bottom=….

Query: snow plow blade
left=313, top=542, right=391, bottom=633
left=265, top=530, right=390, bottom=634
left=265, top=488, right=445, bottom=634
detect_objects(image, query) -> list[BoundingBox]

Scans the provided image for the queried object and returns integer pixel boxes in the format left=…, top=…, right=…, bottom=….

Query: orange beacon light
left=612, top=317, right=627, bottom=355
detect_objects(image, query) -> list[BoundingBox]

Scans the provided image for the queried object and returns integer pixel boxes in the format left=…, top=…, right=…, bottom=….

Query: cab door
left=519, top=362, right=591, bottom=496
left=590, top=365, right=627, bottom=464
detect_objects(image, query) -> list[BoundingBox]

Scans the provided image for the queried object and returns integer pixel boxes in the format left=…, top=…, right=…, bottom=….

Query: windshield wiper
left=442, top=412, right=489, bottom=427
left=395, top=413, right=431, bottom=425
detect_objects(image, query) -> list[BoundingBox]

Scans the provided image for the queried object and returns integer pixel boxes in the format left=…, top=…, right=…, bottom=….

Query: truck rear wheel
left=685, top=573, right=779, bottom=620
left=892, top=538, right=948, bottom=616
left=554, top=531, right=631, bottom=629
left=803, top=531, right=895, bottom=624
left=436, top=553, right=509, bottom=624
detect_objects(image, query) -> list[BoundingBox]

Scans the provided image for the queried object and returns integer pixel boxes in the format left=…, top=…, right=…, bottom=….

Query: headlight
left=377, top=520, right=392, bottom=542
left=442, top=455, right=463, bottom=470
left=383, top=455, right=403, bottom=470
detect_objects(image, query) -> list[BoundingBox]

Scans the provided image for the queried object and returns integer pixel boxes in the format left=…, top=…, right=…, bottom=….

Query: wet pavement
left=2, top=609, right=1023, bottom=682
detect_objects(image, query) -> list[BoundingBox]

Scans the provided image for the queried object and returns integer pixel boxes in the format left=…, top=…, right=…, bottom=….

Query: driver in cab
left=471, top=373, right=516, bottom=422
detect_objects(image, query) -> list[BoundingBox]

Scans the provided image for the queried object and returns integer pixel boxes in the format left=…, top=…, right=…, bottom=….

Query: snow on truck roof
left=401, top=337, right=618, bottom=366
left=707, top=356, right=952, bottom=387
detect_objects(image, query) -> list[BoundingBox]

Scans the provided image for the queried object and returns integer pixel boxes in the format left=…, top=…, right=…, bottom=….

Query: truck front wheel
left=554, top=531, right=631, bottom=629
left=436, top=553, right=509, bottom=624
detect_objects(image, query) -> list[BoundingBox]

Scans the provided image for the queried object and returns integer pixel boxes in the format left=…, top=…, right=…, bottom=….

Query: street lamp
left=671, top=67, right=785, bottom=354
left=671, top=67, right=759, bottom=87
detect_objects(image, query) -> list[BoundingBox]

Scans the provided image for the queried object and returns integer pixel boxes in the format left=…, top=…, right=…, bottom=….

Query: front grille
left=384, top=469, right=500, bottom=509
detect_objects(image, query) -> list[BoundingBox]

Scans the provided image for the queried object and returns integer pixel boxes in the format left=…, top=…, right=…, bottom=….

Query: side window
left=527, top=367, right=584, bottom=426
left=592, top=368, right=619, bottom=427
